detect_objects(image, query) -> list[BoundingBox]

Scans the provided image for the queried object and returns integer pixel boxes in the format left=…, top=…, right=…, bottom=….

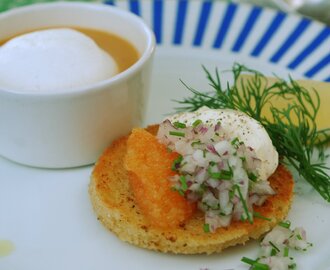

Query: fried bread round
left=89, top=125, right=294, bottom=254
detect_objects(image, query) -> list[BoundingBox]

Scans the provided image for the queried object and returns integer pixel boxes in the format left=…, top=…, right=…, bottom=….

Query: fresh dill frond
left=175, top=63, right=330, bottom=202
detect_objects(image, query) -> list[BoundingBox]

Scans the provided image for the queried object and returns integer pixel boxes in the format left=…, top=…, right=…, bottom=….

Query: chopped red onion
left=157, top=118, right=276, bottom=232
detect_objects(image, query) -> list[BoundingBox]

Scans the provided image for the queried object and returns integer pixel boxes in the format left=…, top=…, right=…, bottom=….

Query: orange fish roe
left=125, top=128, right=196, bottom=228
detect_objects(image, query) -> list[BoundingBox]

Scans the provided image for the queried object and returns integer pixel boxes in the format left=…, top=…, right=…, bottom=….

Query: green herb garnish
left=207, top=166, right=233, bottom=180
left=179, top=175, right=188, bottom=192
left=192, top=119, right=202, bottom=127
left=270, top=248, right=277, bottom=256
left=203, top=223, right=210, bottom=233
left=172, top=186, right=185, bottom=196
left=289, top=263, right=297, bottom=269
left=233, top=184, right=253, bottom=224
left=173, top=121, right=186, bottom=129
left=171, top=155, right=183, bottom=171
left=253, top=212, right=271, bottom=221
left=248, top=172, right=258, bottom=182
left=231, top=137, right=243, bottom=148
left=169, top=131, right=185, bottom=137
left=231, top=137, right=239, bottom=146
left=269, top=241, right=280, bottom=253
left=241, top=257, right=270, bottom=270
left=279, top=220, right=291, bottom=229
left=175, top=64, right=330, bottom=202
left=191, top=140, right=202, bottom=147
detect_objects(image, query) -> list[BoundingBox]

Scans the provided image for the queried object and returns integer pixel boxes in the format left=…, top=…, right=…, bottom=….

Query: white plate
left=1, top=1, right=330, bottom=269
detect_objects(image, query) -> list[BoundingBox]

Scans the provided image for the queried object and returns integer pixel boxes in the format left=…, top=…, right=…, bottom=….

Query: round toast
left=89, top=125, right=294, bottom=254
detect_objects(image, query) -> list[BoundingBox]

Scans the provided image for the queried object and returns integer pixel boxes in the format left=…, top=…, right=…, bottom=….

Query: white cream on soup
left=0, top=28, right=118, bottom=92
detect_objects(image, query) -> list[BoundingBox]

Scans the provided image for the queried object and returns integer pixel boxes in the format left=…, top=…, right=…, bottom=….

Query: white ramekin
left=0, top=2, right=155, bottom=168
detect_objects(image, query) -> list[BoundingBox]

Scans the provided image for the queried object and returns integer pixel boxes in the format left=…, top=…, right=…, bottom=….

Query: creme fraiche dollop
left=158, top=107, right=279, bottom=181
left=0, top=28, right=118, bottom=92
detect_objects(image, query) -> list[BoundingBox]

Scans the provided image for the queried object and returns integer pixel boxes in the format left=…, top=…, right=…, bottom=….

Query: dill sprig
left=175, top=63, right=330, bottom=202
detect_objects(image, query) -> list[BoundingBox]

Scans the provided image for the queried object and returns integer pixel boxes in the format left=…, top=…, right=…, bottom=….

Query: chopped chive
left=253, top=262, right=270, bottom=270
left=231, top=137, right=239, bottom=145
left=178, top=189, right=184, bottom=196
left=203, top=223, right=210, bottom=233
left=229, top=189, right=235, bottom=199
left=231, top=137, right=243, bottom=149
left=173, top=121, right=186, bottom=129
left=192, top=119, right=202, bottom=128
left=234, top=185, right=253, bottom=224
left=207, top=162, right=233, bottom=180
left=207, top=167, right=233, bottom=180
left=269, top=241, right=280, bottom=253
left=241, top=257, right=255, bottom=265
left=288, top=263, right=297, bottom=269
left=248, top=172, right=258, bottom=182
left=179, top=175, right=188, bottom=192
left=240, top=214, right=247, bottom=221
left=279, top=220, right=291, bottom=229
left=170, top=175, right=189, bottom=196
left=270, top=248, right=277, bottom=256
left=171, top=155, right=183, bottom=171
left=241, top=257, right=270, bottom=270
left=169, top=131, right=185, bottom=137
left=209, top=161, right=216, bottom=166
left=171, top=186, right=184, bottom=196
left=219, top=170, right=233, bottom=180
left=195, top=183, right=207, bottom=196
left=253, top=212, right=271, bottom=221
left=296, top=234, right=302, bottom=240
left=284, top=246, right=289, bottom=257
left=191, top=140, right=201, bottom=147
left=228, top=163, right=233, bottom=178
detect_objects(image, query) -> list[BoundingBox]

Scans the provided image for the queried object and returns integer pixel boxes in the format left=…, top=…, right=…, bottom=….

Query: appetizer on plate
left=89, top=115, right=293, bottom=254
left=89, top=65, right=327, bottom=259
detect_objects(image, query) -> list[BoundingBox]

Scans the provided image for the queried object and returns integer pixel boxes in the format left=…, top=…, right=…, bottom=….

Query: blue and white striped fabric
left=104, top=0, right=330, bottom=82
